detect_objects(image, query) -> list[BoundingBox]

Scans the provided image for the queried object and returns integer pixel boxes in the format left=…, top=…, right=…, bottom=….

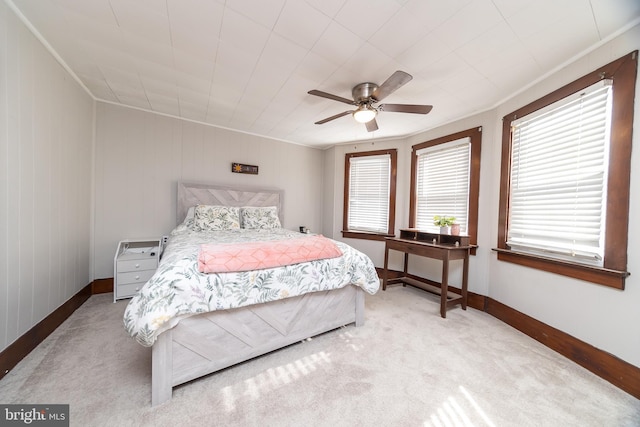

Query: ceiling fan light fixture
left=352, top=105, right=377, bottom=123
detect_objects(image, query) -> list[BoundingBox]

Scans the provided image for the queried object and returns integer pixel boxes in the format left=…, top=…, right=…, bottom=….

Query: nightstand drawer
left=117, top=269, right=155, bottom=285
left=118, top=258, right=158, bottom=272
left=116, top=282, right=145, bottom=299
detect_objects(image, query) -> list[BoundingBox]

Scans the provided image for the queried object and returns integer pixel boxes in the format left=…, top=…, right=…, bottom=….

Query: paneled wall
left=93, top=103, right=324, bottom=279
left=0, top=2, right=94, bottom=353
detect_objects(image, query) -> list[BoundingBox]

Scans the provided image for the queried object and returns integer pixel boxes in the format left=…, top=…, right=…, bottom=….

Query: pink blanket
left=198, top=235, right=343, bottom=273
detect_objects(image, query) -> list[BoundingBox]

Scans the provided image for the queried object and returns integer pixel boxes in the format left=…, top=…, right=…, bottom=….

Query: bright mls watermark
left=1, top=405, right=69, bottom=426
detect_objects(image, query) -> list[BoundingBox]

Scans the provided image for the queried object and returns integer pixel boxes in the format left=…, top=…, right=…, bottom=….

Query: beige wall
left=0, top=2, right=94, bottom=353
left=326, top=23, right=640, bottom=368
left=93, top=102, right=324, bottom=278
left=487, top=25, right=640, bottom=368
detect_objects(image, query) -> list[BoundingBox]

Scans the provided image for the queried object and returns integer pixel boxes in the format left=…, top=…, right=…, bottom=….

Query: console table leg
left=402, top=253, right=409, bottom=287
left=462, top=249, right=469, bottom=310
left=382, top=243, right=389, bottom=291
left=440, top=255, right=449, bottom=318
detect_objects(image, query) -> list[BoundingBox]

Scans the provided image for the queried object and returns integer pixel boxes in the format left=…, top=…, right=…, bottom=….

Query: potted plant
left=433, top=215, right=456, bottom=235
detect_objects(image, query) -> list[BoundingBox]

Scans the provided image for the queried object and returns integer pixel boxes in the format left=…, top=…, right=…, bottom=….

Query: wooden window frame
left=409, top=127, right=482, bottom=254
left=495, top=51, right=637, bottom=290
left=342, top=149, right=397, bottom=241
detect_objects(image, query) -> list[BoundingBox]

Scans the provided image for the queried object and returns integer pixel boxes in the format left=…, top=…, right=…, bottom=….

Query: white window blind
left=415, top=138, right=470, bottom=231
left=348, top=154, right=390, bottom=233
left=508, top=80, right=612, bottom=264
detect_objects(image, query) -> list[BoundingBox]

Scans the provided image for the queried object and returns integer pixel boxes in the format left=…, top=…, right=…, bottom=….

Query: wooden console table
left=382, top=229, right=476, bottom=318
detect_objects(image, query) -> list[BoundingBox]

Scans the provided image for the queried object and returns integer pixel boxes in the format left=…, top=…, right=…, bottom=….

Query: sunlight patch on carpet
left=220, top=351, right=333, bottom=413
left=460, top=385, right=496, bottom=427
left=337, top=330, right=363, bottom=352
left=423, top=386, right=497, bottom=427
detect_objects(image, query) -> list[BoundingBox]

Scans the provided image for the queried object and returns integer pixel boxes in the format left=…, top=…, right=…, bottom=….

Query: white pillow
left=193, top=205, right=240, bottom=231
left=240, top=206, right=281, bottom=229
left=183, top=206, right=195, bottom=223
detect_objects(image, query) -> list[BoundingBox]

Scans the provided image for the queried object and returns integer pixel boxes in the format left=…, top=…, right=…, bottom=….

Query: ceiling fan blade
left=371, top=71, right=413, bottom=101
left=314, top=110, right=353, bottom=125
left=379, top=103, right=433, bottom=114
left=308, top=90, right=355, bottom=105
left=365, top=118, right=379, bottom=132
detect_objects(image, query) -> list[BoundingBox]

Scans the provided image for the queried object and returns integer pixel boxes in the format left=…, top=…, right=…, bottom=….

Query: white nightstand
left=113, top=238, right=161, bottom=302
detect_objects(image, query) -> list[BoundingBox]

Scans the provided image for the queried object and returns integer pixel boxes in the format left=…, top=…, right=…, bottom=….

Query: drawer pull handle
left=135, top=263, right=140, bottom=268
left=135, top=275, right=140, bottom=280
left=135, top=287, right=140, bottom=291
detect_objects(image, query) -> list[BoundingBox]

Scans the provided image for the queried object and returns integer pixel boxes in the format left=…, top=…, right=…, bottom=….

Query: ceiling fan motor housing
left=352, top=82, right=378, bottom=104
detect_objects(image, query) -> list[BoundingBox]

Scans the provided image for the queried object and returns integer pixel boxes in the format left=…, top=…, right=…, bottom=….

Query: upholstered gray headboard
left=177, top=182, right=284, bottom=226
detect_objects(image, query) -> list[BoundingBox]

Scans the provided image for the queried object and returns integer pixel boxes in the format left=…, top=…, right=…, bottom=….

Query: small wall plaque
left=232, top=163, right=259, bottom=175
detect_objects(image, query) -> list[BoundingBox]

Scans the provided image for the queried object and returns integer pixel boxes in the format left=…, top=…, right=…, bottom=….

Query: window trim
left=496, top=51, right=637, bottom=290
left=409, top=127, right=482, bottom=254
left=342, top=149, right=397, bottom=241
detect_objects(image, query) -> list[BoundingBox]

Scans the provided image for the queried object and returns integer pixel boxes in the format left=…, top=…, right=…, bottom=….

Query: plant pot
left=451, top=224, right=460, bottom=236
left=439, top=226, right=451, bottom=235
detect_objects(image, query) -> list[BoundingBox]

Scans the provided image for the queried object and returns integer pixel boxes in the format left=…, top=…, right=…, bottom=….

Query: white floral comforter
left=124, top=226, right=380, bottom=347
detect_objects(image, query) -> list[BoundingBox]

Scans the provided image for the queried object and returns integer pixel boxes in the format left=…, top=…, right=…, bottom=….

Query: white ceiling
left=8, top=0, right=640, bottom=148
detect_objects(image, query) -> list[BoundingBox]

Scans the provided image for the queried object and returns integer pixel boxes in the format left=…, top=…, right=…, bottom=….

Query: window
left=343, top=149, right=397, bottom=240
left=496, top=51, right=637, bottom=289
left=415, top=138, right=471, bottom=233
left=410, top=127, right=482, bottom=250
left=508, top=80, right=611, bottom=263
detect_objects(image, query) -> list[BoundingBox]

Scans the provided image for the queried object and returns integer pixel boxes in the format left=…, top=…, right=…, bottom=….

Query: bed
left=123, top=182, right=380, bottom=406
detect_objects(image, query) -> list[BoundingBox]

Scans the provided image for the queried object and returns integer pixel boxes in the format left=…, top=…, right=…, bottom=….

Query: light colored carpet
left=1, top=286, right=638, bottom=426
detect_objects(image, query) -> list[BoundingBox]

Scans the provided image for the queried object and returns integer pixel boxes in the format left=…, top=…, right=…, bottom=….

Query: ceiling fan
left=308, top=70, right=432, bottom=132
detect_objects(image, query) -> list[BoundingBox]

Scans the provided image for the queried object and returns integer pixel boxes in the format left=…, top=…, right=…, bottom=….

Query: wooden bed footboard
left=152, top=285, right=365, bottom=406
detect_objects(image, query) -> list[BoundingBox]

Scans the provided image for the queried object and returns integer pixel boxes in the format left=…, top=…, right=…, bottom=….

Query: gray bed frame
left=151, top=182, right=365, bottom=406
